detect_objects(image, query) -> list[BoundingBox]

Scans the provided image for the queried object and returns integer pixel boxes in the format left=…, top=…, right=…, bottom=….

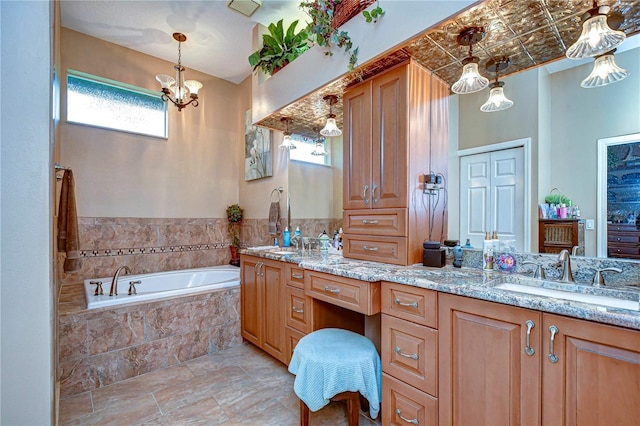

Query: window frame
left=66, top=69, right=168, bottom=139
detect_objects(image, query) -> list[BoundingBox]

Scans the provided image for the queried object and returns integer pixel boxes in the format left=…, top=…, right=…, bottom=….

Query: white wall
left=1, top=1, right=54, bottom=423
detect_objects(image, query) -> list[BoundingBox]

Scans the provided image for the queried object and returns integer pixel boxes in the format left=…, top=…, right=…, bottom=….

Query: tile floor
left=59, top=342, right=382, bottom=425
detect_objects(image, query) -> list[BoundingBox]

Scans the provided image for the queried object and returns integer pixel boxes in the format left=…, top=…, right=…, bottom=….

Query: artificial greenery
left=300, top=0, right=359, bottom=71
left=226, top=204, right=244, bottom=249
left=248, top=19, right=310, bottom=75
left=362, top=1, right=385, bottom=23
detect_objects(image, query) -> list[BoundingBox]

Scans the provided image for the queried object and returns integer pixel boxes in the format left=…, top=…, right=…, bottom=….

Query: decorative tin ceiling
left=257, top=0, right=640, bottom=138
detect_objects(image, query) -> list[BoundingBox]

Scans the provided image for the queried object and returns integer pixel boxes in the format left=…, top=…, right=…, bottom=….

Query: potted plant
left=226, top=203, right=244, bottom=266
left=248, top=19, right=310, bottom=75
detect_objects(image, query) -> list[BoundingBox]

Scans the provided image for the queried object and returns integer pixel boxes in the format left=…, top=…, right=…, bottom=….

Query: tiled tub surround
left=58, top=284, right=241, bottom=398
left=243, top=248, right=640, bottom=330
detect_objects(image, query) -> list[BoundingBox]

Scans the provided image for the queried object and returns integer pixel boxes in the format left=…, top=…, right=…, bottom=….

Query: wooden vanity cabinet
left=382, top=282, right=439, bottom=425
left=438, top=293, right=542, bottom=425
left=284, top=265, right=310, bottom=364
left=542, top=314, right=640, bottom=425
left=342, top=61, right=449, bottom=266
left=240, top=255, right=286, bottom=364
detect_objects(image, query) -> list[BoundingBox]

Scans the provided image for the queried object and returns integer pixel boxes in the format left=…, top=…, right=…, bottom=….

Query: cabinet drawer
left=382, top=282, right=437, bottom=328
left=608, top=224, right=640, bottom=234
left=382, top=373, right=438, bottom=426
left=609, top=246, right=640, bottom=256
left=382, top=314, right=438, bottom=396
left=285, top=326, right=306, bottom=365
left=343, top=235, right=407, bottom=265
left=305, top=271, right=381, bottom=315
left=286, top=265, right=305, bottom=289
left=343, top=208, right=406, bottom=236
left=285, top=285, right=311, bottom=333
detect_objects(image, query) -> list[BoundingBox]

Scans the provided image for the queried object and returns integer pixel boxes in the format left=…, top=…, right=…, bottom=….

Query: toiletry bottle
left=274, top=237, right=279, bottom=247
left=333, top=230, right=339, bottom=249
left=338, top=227, right=343, bottom=250
left=295, top=226, right=302, bottom=237
left=483, top=232, right=494, bottom=271
left=319, top=230, right=330, bottom=252
left=492, top=231, right=500, bottom=254
left=283, top=227, right=290, bottom=247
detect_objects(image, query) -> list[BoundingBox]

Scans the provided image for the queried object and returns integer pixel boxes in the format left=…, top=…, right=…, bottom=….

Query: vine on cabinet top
left=248, top=0, right=385, bottom=76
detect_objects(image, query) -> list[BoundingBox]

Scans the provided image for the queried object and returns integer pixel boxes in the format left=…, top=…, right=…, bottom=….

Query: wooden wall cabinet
left=240, top=255, right=286, bottom=364
left=538, top=219, right=584, bottom=254
left=342, top=61, right=449, bottom=265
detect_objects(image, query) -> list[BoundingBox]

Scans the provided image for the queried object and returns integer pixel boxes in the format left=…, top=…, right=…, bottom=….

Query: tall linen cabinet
left=342, top=60, right=449, bottom=266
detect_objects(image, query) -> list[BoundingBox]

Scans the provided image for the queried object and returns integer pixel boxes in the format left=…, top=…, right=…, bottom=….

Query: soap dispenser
left=319, top=230, right=330, bottom=252
left=283, top=227, right=290, bottom=247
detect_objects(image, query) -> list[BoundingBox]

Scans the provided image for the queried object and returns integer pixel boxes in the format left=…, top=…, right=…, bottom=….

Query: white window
left=66, top=70, right=167, bottom=138
left=289, top=134, right=331, bottom=165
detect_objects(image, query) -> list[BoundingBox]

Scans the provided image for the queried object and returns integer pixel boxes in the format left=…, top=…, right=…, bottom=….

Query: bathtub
left=83, top=266, right=240, bottom=309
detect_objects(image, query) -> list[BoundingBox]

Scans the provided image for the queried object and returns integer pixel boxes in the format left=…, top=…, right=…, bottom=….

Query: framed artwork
left=244, top=109, right=272, bottom=181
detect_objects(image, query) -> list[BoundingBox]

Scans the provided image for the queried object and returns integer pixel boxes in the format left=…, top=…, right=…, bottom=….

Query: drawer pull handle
left=292, top=306, right=304, bottom=314
left=363, top=184, right=369, bottom=205
left=292, top=273, right=304, bottom=279
left=394, top=346, right=418, bottom=360
left=362, top=219, right=379, bottom=225
left=524, top=319, right=535, bottom=356
left=323, top=286, right=341, bottom=294
left=548, top=325, right=559, bottom=363
left=395, top=409, right=419, bottom=425
left=363, top=245, right=379, bottom=252
left=372, top=184, right=379, bottom=204
left=394, top=297, right=418, bottom=308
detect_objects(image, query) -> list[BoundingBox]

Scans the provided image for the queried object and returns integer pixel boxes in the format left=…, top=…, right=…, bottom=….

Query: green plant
left=362, top=1, right=385, bottom=23
left=300, top=0, right=359, bottom=71
left=248, top=19, right=310, bottom=75
left=226, top=204, right=244, bottom=248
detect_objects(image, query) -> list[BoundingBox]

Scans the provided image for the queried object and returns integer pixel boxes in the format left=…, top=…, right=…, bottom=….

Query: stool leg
left=346, top=392, right=360, bottom=426
left=299, top=399, right=309, bottom=426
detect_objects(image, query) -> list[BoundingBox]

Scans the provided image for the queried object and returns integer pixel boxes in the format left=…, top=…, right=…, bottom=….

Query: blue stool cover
left=288, top=328, right=382, bottom=419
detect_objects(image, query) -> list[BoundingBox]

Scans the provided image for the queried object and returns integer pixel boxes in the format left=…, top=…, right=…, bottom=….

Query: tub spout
left=110, top=266, right=131, bottom=296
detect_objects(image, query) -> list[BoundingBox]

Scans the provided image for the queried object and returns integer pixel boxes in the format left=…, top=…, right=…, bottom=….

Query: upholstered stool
left=288, top=328, right=382, bottom=425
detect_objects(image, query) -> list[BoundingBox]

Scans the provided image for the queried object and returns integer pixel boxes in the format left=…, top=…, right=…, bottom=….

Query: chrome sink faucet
left=522, top=261, right=546, bottom=279
left=557, top=250, right=574, bottom=283
left=109, top=266, right=131, bottom=296
left=291, top=234, right=307, bottom=254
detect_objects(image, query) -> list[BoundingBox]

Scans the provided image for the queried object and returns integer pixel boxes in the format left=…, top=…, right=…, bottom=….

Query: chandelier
left=565, top=2, right=626, bottom=60
left=156, top=33, right=203, bottom=112
left=320, top=95, right=342, bottom=137
left=481, top=57, right=514, bottom=113
left=451, top=27, right=489, bottom=95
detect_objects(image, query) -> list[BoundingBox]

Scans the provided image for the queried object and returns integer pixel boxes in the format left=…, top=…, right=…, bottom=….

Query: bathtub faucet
left=110, top=266, right=131, bottom=296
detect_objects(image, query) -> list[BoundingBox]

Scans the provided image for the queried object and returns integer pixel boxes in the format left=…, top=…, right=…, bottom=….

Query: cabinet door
left=343, top=82, right=372, bottom=210
left=261, top=259, right=286, bottom=363
left=542, top=314, right=640, bottom=425
left=439, top=294, right=541, bottom=426
left=240, top=256, right=261, bottom=347
left=371, top=66, right=407, bottom=209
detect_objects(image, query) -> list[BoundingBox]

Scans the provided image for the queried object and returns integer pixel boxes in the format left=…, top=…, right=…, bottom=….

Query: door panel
left=343, top=84, right=372, bottom=210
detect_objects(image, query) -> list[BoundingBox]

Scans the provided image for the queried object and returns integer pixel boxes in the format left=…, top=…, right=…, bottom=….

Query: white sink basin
left=495, top=282, right=640, bottom=311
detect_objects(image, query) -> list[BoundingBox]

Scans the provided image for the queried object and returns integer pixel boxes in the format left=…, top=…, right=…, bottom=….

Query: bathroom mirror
left=289, top=43, right=640, bottom=259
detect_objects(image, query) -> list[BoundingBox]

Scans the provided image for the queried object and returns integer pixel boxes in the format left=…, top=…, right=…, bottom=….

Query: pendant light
left=155, top=33, right=203, bottom=112
left=565, top=2, right=625, bottom=60
left=481, top=57, right=514, bottom=113
left=311, top=127, right=328, bottom=156
left=581, top=49, right=630, bottom=88
left=320, top=95, right=342, bottom=137
left=279, top=117, right=296, bottom=150
left=451, top=27, right=489, bottom=95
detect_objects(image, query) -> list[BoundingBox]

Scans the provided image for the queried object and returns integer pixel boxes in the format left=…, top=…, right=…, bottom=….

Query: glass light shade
left=279, top=134, right=296, bottom=150
left=581, top=53, right=629, bottom=88
left=155, top=74, right=175, bottom=89
left=320, top=117, right=342, bottom=137
left=565, top=14, right=625, bottom=59
left=184, top=80, right=203, bottom=96
left=451, top=61, right=489, bottom=94
left=170, top=85, right=189, bottom=102
left=480, top=85, right=514, bottom=112
left=311, top=141, right=328, bottom=156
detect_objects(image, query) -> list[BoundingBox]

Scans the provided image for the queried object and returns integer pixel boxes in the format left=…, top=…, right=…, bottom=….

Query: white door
left=460, top=147, right=524, bottom=250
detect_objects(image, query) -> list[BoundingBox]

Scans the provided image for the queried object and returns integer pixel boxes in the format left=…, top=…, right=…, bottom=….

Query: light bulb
left=480, top=84, right=514, bottom=112
left=581, top=52, right=629, bottom=88
left=184, top=80, right=203, bottom=97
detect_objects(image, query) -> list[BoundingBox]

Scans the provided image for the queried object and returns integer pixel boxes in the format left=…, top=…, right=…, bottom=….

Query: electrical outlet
left=586, top=219, right=594, bottom=230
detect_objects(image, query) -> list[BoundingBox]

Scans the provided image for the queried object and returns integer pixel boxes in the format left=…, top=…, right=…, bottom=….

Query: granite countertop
left=242, top=248, right=640, bottom=331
